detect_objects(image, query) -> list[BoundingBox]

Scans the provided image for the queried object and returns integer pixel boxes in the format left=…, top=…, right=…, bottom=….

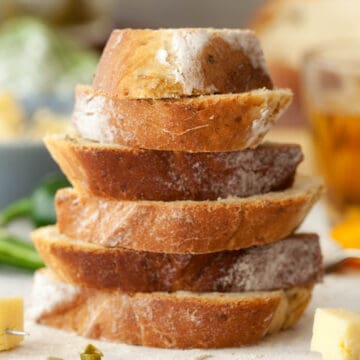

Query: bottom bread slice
left=31, top=269, right=312, bottom=349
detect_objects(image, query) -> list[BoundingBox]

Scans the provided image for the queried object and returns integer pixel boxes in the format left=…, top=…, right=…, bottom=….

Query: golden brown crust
left=93, top=29, right=273, bottom=99
left=53, top=175, right=323, bottom=253
left=73, top=86, right=292, bottom=151
left=45, top=135, right=303, bottom=201
left=32, top=270, right=312, bottom=349
left=32, top=226, right=322, bottom=292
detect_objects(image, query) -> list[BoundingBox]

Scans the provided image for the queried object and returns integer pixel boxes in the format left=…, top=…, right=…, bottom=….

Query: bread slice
left=45, top=135, right=303, bottom=201
left=93, top=28, right=273, bottom=99
left=73, top=85, right=292, bottom=152
left=54, top=175, right=323, bottom=253
left=31, top=269, right=312, bottom=349
left=32, top=226, right=322, bottom=292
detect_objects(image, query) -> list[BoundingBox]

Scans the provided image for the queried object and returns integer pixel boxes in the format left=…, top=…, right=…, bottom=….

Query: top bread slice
left=93, top=28, right=273, bottom=99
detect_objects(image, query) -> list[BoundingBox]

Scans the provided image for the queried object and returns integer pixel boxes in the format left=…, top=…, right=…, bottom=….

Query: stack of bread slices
left=31, top=29, right=324, bottom=349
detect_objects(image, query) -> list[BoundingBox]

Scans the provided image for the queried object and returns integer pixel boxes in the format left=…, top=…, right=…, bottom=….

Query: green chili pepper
left=0, top=230, right=44, bottom=270
left=31, top=175, right=70, bottom=227
left=0, top=175, right=67, bottom=270
left=0, top=174, right=69, bottom=227
left=0, top=197, right=32, bottom=225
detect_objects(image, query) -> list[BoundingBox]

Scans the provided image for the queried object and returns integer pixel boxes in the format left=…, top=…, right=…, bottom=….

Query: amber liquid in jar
left=310, top=109, right=360, bottom=220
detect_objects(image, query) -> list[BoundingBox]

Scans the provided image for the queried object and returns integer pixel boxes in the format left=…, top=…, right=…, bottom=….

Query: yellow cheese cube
left=0, top=297, right=24, bottom=351
left=0, top=92, right=25, bottom=140
left=311, top=308, right=360, bottom=360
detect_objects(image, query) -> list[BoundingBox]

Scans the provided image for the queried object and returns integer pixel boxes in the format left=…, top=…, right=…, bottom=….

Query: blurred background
left=0, top=0, right=357, bottom=274
left=0, top=0, right=359, bottom=235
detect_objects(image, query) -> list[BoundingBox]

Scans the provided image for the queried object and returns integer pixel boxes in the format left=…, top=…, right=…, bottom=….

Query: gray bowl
left=0, top=140, right=61, bottom=209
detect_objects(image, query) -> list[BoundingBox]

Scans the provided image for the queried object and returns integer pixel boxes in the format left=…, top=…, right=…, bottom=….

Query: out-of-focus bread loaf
left=252, top=0, right=360, bottom=124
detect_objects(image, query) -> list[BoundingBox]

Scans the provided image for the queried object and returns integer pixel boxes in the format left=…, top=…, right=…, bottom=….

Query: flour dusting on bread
left=30, top=270, right=81, bottom=320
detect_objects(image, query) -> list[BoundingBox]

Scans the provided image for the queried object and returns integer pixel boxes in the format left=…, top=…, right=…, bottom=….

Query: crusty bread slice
left=93, top=28, right=273, bottom=99
left=54, top=175, right=323, bottom=253
left=32, top=226, right=322, bottom=292
left=31, top=269, right=312, bottom=349
left=45, top=135, right=303, bottom=201
left=73, top=85, right=292, bottom=152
